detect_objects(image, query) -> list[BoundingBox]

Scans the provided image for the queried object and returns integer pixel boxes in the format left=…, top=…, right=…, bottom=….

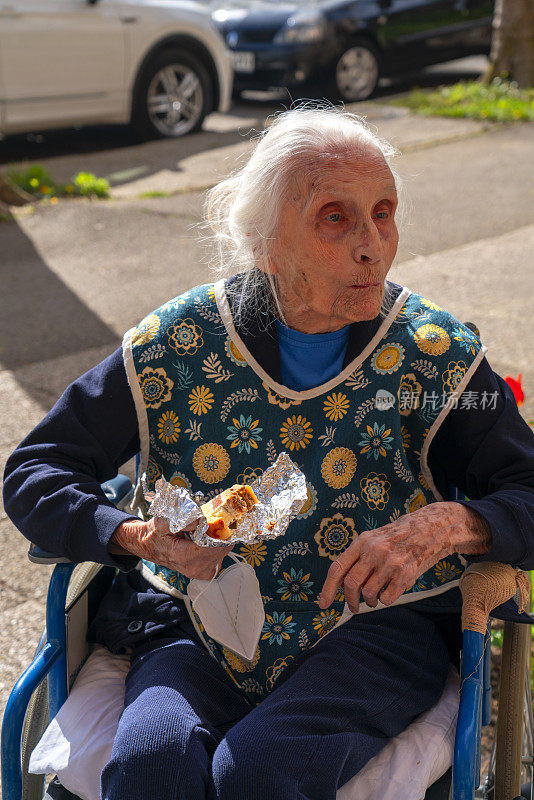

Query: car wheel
left=332, top=40, right=380, bottom=102
left=131, top=49, right=213, bottom=140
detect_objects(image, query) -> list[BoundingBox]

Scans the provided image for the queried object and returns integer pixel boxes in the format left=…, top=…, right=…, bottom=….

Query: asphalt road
left=1, top=55, right=533, bottom=773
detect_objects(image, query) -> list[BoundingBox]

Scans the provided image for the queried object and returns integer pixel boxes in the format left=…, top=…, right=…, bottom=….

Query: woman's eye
left=326, top=212, right=342, bottom=222
left=375, top=211, right=389, bottom=220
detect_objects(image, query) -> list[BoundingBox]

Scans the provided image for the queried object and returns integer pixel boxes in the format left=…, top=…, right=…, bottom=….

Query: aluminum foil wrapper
left=143, top=452, right=307, bottom=547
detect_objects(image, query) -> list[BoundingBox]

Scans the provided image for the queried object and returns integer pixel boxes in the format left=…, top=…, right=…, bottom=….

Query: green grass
left=138, top=191, right=172, bottom=198
left=390, top=78, right=534, bottom=122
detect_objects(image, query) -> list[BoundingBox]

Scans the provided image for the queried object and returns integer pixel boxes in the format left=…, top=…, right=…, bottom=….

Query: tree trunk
left=485, top=0, right=534, bottom=87
left=0, top=169, right=33, bottom=206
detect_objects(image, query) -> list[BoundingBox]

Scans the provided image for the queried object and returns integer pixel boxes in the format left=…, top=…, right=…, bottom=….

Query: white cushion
left=29, top=646, right=130, bottom=800
left=30, top=646, right=459, bottom=800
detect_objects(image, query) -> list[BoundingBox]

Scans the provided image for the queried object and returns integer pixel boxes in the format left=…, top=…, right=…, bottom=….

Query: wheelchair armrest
left=460, top=562, right=531, bottom=634
left=28, top=544, right=72, bottom=565
left=101, top=473, right=134, bottom=512
left=27, top=474, right=134, bottom=564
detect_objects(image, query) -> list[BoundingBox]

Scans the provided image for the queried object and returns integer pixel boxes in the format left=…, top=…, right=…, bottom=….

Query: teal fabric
left=275, top=319, right=350, bottom=391
left=125, top=281, right=483, bottom=702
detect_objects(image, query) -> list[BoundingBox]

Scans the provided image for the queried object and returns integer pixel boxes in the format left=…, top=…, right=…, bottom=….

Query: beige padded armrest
left=459, top=562, right=531, bottom=634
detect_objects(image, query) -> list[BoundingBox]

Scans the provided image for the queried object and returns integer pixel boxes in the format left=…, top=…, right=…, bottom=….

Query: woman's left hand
left=318, top=502, right=492, bottom=612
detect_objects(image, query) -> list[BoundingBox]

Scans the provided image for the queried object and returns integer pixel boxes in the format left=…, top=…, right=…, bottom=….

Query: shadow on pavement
left=0, top=57, right=487, bottom=188
left=0, top=217, right=118, bottom=406
left=0, top=113, right=270, bottom=189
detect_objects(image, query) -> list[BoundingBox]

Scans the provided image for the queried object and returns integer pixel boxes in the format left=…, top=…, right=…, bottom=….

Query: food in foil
left=200, top=484, right=258, bottom=540
left=143, top=452, right=307, bottom=547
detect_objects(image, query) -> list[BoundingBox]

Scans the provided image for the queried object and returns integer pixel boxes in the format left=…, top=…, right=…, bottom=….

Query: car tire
left=131, top=49, right=213, bottom=140
left=330, top=39, right=381, bottom=102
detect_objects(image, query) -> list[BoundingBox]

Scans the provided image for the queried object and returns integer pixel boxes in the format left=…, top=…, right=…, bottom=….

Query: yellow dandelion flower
left=323, top=392, right=350, bottom=422
left=189, top=385, right=214, bottom=415
left=280, top=414, right=313, bottom=451
left=157, top=410, right=180, bottom=444
left=312, top=609, right=342, bottom=636
left=239, top=541, right=267, bottom=567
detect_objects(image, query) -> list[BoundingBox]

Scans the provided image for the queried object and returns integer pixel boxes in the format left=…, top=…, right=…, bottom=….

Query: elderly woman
left=4, top=107, right=534, bottom=800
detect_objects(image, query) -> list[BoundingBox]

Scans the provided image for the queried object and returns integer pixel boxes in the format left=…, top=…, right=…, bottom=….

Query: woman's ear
left=253, top=247, right=278, bottom=276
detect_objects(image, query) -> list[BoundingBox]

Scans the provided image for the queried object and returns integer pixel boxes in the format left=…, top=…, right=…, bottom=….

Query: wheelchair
left=2, top=474, right=534, bottom=800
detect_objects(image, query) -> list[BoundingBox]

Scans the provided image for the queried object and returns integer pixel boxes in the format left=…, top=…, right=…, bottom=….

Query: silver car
left=0, top=0, right=233, bottom=138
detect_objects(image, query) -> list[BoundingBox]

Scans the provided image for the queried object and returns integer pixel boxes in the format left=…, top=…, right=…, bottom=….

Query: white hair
left=204, top=104, right=402, bottom=326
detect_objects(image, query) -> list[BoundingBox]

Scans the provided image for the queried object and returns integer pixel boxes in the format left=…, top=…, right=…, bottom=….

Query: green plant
left=72, top=171, right=110, bottom=198
left=139, top=190, right=172, bottom=198
left=491, top=627, right=504, bottom=648
left=390, top=78, right=534, bottom=122
left=6, top=164, right=110, bottom=200
left=6, top=163, right=56, bottom=195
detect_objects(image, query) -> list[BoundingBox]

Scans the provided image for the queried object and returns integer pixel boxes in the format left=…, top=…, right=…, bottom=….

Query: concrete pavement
left=1, top=102, right=533, bottom=764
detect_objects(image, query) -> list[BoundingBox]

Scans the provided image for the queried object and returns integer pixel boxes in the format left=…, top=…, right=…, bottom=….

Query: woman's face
left=270, top=148, right=399, bottom=333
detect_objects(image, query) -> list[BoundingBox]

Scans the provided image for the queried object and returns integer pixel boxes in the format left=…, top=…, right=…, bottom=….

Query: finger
left=379, top=576, right=407, bottom=607
left=318, top=540, right=362, bottom=608
left=360, top=568, right=392, bottom=608
left=343, top=560, right=374, bottom=613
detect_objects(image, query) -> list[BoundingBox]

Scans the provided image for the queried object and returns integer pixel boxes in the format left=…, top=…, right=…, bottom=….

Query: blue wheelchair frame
left=0, top=478, right=495, bottom=800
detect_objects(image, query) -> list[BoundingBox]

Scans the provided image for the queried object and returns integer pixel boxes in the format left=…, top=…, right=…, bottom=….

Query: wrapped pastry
left=200, top=484, right=258, bottom=540
left=144, top=451, right=307, bottom=548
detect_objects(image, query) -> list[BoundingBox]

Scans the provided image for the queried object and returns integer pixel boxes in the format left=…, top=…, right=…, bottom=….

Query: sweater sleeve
left=428, top=358, right=534, bottom=569
left=2, top=347, right=141, bottom=569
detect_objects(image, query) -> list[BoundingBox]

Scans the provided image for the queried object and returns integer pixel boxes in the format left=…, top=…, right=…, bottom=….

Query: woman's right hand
left=110, top=517, right=233, bottom=580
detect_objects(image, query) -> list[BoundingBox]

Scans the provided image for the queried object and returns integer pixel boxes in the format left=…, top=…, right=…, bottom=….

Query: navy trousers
left=101, top=606, right=450, bottom=800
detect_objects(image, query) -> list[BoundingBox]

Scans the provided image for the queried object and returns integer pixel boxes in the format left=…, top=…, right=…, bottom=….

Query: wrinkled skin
left=268, top=148, right=399, bottom=333
left=111, top=517, right=233, bottom=580
left=318, top=502, right=492, bottom=612
left=112, top=145, right=491, bottom=579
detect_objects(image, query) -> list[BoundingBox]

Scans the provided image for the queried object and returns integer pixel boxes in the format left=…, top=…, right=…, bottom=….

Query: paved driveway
left=1, top=55, right=533, bottom=782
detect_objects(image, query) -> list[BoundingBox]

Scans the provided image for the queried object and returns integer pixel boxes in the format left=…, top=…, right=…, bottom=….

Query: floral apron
left=123, top=280, right=485, bottom=702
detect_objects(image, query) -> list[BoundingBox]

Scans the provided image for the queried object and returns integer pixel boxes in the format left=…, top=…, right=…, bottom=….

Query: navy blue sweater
left=4, top=293, right=534, bottom=652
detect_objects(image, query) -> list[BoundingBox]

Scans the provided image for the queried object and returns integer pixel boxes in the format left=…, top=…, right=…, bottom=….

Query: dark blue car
left=212, top=0, right=494, bottom=101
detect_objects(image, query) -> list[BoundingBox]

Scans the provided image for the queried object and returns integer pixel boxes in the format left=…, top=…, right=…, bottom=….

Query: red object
left=504, top=374, right=524, bottom=406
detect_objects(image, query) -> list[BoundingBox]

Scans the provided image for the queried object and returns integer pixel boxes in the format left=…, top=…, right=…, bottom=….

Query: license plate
left=232, top=51, right=255, bottom=73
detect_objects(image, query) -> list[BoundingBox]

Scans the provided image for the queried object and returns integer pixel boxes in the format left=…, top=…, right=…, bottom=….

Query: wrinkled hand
left=110, top=517, right=234, bottom=580
left=318, top=502, right=491, bottom=613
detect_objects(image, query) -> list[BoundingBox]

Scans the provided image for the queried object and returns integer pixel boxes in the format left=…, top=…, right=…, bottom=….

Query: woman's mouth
left=351, top=282, right=380, bottom=289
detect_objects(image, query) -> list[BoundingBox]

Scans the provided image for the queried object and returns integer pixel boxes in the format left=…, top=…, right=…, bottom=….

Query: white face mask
left=187, top=552, right=265, bottom=662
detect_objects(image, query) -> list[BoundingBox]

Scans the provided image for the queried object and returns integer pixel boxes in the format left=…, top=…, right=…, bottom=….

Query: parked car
left=212, top=0, right=494, bottom=101
left=0, top=0, right=233, bottom=139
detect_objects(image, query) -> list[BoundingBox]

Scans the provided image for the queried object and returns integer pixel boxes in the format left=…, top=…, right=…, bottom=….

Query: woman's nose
left=352, top=220, right=382, bottom=263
